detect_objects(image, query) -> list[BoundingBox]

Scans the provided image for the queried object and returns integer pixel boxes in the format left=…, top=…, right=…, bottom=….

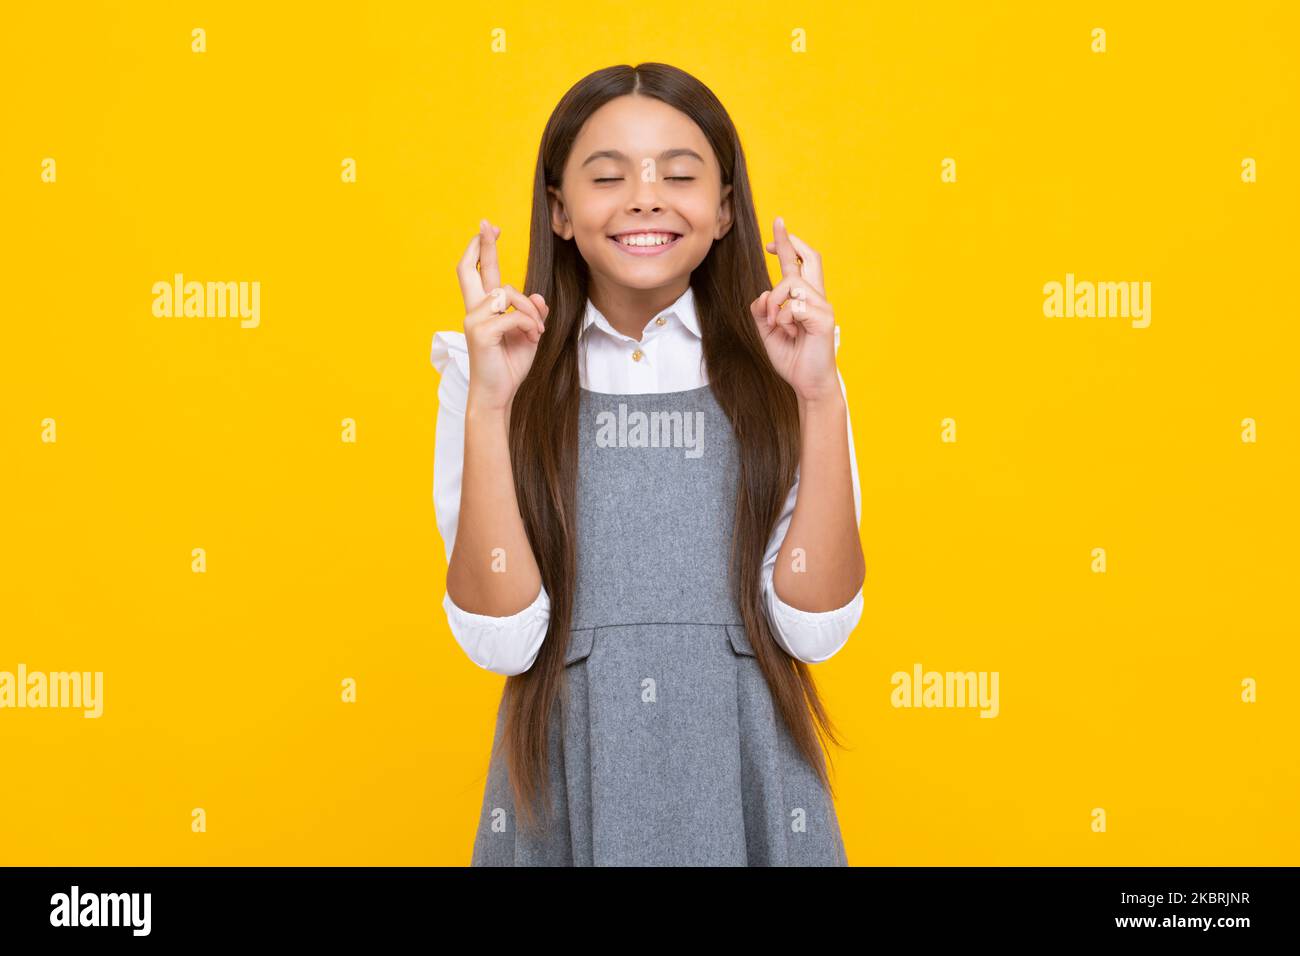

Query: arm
left=768, top=349, right=865, bottom=639
left=762, top=360, right=865, bottom=663
left=432, top=332, right=550, bottom=675
left=751, top=218, right=865, bottom=654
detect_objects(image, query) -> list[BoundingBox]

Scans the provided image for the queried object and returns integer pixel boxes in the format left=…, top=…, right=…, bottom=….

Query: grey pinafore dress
left=470, top=383, right=848, bottom=866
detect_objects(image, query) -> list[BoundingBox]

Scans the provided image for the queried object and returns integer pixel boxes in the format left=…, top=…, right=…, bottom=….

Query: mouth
left=607, top=230, right=683, bottom=257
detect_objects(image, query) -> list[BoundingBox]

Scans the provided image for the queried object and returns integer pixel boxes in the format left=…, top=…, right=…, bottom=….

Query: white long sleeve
left=431, top=302, right=864, bottom=674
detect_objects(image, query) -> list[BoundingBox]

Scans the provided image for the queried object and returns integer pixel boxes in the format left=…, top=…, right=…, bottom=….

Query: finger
left=465, top=287, right=506, bottom=326
left=478, top=284, right=544, bottom=336
left=774, top=295, right=798, bottom=339
left=764, top=291, right=780, bottom=331
left=529, top=292, right=550, bottom=321
left=767, top=277, right=826, bottom=340
left=767, top=279, right=795, bottom=337
left=771, top=274, right=828, bottom=308
left=771, top=216, right=802, bottom=280
left=456, top=233, right=487, bottom=310
left=753, top=291, right=780, bottom=334
left=477, top=310, right=544, bottom=346
left=766, top=279, right=784, bottom=328
left=782, top=231, right=824, bottom=297
left=498, top=285, right=543, bottom=325
left=766, top=275, right=824, bottom=325
left=469, top=284, right=539, bottom=321
left=478, top=219, right=502, bottom=295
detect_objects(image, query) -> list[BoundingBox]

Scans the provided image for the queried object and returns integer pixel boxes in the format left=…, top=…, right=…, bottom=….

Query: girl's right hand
left=455, top=219, right=548, bottom=413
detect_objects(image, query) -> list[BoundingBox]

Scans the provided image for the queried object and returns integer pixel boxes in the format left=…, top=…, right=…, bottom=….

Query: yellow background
left=1, top=1, right=1295, bottom=865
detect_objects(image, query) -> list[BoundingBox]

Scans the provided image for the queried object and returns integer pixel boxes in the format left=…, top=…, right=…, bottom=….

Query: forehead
left=567, top=95, right=715, bottom=170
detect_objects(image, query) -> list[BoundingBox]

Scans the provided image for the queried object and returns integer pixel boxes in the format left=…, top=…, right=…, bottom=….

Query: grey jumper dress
left=470, top=383, right=848, bottom=866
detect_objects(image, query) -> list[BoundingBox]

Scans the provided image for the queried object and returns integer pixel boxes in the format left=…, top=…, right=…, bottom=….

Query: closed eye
left=593, top=177, right=696, bottom=183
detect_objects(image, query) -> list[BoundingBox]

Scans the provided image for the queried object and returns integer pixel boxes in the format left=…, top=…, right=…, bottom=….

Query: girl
left=430, top=63, right=865, bottom=866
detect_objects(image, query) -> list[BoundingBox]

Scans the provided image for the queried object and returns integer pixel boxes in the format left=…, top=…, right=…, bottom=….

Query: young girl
left=430, top=63, right=865, bottom=866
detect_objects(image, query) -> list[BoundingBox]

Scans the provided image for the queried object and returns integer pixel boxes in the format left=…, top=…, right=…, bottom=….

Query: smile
left=608, top=231, right=683, bottom=256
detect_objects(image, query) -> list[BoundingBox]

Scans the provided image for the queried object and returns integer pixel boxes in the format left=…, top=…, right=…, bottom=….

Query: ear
left=547, top=186, right=573, bottom=240
left=715, top=183, right=734, bottom=240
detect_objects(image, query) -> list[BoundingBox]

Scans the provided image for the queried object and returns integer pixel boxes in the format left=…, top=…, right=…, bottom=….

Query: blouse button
left=631, top=349, right=643, bottom=361
left=655, top=317, right=666, bottom=326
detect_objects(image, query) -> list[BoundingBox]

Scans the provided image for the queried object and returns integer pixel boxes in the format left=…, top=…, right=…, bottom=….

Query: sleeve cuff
left=762, top=577, right=863, bottom=664
left=442, top=584, right=551, bottom=675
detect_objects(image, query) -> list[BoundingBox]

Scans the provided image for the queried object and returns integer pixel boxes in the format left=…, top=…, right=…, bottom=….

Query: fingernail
left=775, top=216, right=784, bottom=229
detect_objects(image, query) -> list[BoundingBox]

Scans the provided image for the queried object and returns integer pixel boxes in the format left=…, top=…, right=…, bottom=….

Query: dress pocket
left=564, top=627, right=596, bottom=666
left=724, top=624, right=756, bottom=657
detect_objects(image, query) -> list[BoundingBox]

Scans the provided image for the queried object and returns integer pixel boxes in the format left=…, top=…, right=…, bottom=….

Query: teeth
left=618, top=233, right=677, bottom=247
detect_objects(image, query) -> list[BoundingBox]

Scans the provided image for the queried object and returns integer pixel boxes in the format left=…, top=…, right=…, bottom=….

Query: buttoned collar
left=581, top=284, right=701, bottom=342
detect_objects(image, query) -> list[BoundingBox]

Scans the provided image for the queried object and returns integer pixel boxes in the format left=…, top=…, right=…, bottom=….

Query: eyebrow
left=580, top=148, right=705, bottom=167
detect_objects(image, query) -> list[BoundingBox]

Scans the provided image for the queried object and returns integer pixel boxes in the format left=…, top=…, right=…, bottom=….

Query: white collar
left=581, top=284, right=701, bottom=341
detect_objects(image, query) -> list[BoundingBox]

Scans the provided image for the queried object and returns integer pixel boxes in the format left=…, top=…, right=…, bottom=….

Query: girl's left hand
left=750, top=217, right=840, bottom=404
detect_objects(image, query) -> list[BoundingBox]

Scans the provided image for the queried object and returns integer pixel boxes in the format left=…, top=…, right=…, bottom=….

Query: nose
left=629, top=170, right=665, bottom=213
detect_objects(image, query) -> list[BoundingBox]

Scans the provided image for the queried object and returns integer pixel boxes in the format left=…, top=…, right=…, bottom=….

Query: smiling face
left=548, top=94, right=733, bottom=296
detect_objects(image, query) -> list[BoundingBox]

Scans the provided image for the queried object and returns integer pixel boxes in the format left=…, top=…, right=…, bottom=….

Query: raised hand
left=750, top=216, right=840, bottom=404
left=455, top=218, right=548, bottom=412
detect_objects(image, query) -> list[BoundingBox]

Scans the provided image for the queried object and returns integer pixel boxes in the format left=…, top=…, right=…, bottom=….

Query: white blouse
left=430, top=283, right=864, bottom=675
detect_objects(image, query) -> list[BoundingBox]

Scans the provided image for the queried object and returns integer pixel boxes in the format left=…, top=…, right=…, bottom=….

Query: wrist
left=796, top=381, right=845, bottom=418
left=466, top=394, right=513, bottom=426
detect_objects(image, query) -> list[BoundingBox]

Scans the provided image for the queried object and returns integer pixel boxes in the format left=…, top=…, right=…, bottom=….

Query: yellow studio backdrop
left=1, top=1, right=1296, bottom=866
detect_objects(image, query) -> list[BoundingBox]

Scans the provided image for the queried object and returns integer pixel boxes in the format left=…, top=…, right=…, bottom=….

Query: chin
left=612, top=265, right=678, bottom=287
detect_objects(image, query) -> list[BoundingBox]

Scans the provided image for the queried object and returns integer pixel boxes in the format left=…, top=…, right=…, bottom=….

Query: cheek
left=568, top=208, right=609, bottom=252
left=681, top=195, right=720, bottom=232
left=564, top=190, right=608, bottom=234
left=578, top=231, right=622, bottom=268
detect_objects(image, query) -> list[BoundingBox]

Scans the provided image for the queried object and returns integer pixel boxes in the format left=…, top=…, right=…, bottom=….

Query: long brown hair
left=501, top=62, right=846, bottom=832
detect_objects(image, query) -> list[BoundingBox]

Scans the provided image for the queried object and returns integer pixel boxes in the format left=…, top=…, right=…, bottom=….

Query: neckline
left=579, top=383, right=713, bottom=398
